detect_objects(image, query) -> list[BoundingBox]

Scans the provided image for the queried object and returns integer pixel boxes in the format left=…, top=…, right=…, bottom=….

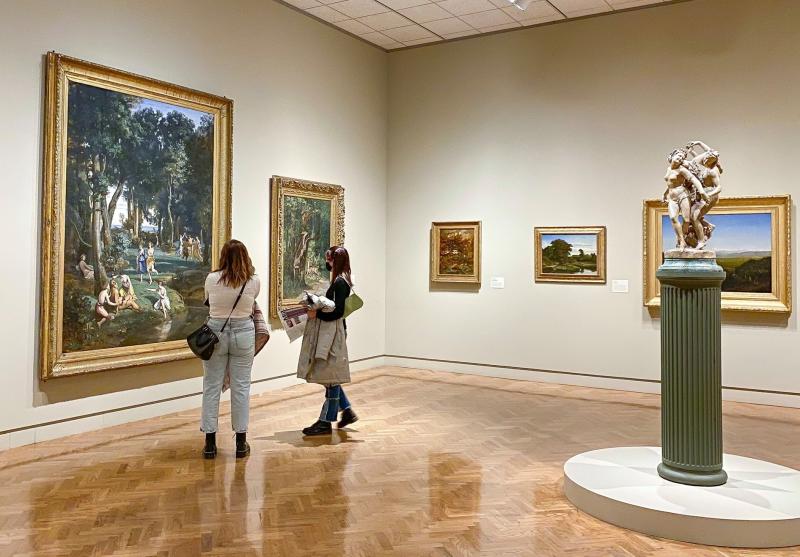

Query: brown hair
left=326, top=246, right=353, bottom=286
left=215, top=240, right=255, bottom=288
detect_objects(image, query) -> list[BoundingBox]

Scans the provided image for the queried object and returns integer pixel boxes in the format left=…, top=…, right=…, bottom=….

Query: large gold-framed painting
left=270, top=176, right=345, bottom=318
left=430, top=221, right=482, bottom=284
left=643, top=195, right=792, bottom=314
left=534, top=226, right=607, bottom=284
left=39, top=52, right=233, bottom=379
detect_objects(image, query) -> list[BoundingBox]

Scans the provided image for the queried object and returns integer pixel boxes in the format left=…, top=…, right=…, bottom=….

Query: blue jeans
left=320, top=385, right=352, bottom=422
left=201, top=317, right=255, bottom=433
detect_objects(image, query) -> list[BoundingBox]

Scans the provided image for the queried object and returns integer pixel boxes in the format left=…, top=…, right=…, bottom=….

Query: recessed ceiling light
left=507, top=0, right=533, bottom=10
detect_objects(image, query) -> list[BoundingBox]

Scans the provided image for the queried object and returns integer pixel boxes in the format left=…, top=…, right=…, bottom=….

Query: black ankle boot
left=203, top=432, right=217, bottom=459
left=235, top=432, right=250, bottom=458
left=338, top=408, right=359, bottom=429
left=302, top=420, right=332, bottom=436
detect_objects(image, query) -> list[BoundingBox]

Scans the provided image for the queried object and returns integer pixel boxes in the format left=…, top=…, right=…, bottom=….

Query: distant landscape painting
left=661, top=213, right=772, bottom=293
left=535, top=226, right=606, bottom=284
left=40, top=53, right=232, bottom=378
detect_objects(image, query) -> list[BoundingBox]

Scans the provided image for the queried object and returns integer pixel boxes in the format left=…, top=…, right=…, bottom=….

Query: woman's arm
left=316, top=279, right=350, bottom=321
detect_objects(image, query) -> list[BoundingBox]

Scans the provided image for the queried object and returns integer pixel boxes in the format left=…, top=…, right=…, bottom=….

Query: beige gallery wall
left=0, top=0, right=388, bottom=446
left=386, top=0, right=800, bottom=403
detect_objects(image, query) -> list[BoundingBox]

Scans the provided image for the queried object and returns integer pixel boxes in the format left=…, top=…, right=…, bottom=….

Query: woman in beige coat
left=298, top=246, right=358, bottom=436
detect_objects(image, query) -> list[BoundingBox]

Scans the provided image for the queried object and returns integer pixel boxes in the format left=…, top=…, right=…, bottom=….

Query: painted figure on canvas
left=283, top=198, right=332, bottom=300
left=61, top=82, right=214, bottom=352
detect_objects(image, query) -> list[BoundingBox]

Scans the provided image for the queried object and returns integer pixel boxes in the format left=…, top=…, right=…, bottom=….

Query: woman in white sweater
left=201, top=240, right=260, bottom=459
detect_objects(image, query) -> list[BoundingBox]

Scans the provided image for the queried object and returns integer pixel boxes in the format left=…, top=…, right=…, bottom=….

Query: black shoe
left=203, top=432, right=217, bottom=459
left=235, top=432, right=250, bottom=458
left=302, top=420, right=332, bottom=436
left=338, top=408, right=359, bottom=429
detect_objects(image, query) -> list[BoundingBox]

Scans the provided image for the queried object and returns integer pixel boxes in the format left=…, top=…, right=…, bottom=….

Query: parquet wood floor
left=1, top=367, right=799, bottom=556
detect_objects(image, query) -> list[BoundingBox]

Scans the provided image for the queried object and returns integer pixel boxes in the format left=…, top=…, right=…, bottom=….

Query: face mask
left=325, top=262, right=332, bottom=271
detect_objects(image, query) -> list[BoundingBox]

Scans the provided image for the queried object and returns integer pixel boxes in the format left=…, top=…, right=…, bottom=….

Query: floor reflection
left=429, top=452, right=482, bottom=551
left=260, top=443, right=353, bottom=555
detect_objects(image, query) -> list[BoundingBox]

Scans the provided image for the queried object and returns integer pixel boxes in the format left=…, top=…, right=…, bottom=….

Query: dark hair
left=326, top=246, right=352, bottom=286
left=215, top=240, right=255, bottom=288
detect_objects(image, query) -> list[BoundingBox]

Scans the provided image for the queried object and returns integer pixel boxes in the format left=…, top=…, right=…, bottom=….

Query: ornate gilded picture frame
left=39, top=52, right=233, bottom=379
left=534, top=226, right=607, bottom=284
left=430, top=221, right=482, bottom=285
left=643, top=195, right=792, bottom=313
left=270, top=176, right=345, bottom=318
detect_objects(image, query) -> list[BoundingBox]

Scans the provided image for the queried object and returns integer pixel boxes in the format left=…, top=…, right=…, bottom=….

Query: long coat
left=297, top=317, right=350, bottom=385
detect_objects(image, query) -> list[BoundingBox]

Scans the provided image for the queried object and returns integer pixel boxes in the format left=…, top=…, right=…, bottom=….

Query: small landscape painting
left=534, top=226, right=606, bottom=284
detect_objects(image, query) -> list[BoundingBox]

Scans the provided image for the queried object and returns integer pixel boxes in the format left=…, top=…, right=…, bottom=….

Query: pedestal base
left=564, top=447, right=800, bottom=548
left=657, top=461, right=728, bottom=486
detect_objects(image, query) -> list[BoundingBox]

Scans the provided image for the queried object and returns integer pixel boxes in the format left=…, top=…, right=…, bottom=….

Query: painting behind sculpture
left=661, top=213, right=772, bottom=293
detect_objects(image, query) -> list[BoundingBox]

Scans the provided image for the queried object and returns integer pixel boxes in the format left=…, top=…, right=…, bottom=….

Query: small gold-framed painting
left=643, top=195, right=792, bottom=313
left=270, top=176, right=345, bottom=318
left=430, top=221, right=481, bottom=284
left=39, top=52, right=233, bottom=380
left=534, top=226, right=607, bottom=284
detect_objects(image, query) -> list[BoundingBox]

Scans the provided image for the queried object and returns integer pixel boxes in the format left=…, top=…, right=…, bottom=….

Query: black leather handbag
left=187, top=282, right=247, bottom=360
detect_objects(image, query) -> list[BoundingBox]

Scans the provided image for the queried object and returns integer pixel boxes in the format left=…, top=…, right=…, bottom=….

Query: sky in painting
left=541, top=234, right=597, bottom=255
left=134, top=98, right=209, bottom=127
left=661, top=212, right=772, bottom=253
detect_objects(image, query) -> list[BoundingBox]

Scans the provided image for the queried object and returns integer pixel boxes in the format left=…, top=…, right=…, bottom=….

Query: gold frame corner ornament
left=429, top=221, right=482, bottom=285
left=39, top=52, right=233, bottom=380
left=642, top=195, right=792, bottom=314
left=534, top=226, right=607, bottom=284
left=269, top=175, right=345, bottom=319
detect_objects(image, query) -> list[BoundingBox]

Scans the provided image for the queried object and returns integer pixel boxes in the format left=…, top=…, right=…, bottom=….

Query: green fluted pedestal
left=656, top=254, right=728, bottom=487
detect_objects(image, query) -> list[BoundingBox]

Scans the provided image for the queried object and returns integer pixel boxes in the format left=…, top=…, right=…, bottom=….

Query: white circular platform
left=563, top=447, right=800, bottom=548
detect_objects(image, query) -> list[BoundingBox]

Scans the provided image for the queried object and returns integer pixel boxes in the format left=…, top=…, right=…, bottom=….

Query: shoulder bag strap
left=220, top=280, right=248, bottom=333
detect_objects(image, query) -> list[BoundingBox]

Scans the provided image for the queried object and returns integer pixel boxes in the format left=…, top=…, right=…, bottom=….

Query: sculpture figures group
left=662, top=140, right=723, bottom=251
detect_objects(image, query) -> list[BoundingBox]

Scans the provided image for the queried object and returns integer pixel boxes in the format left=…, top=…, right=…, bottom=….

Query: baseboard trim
left=0, top=354, right=385, bottom=439
left=384, top=355, right=800, bottom=409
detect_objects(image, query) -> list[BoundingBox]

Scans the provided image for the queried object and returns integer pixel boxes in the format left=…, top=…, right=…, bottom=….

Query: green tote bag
left=342, top=278, right=363, bottom=319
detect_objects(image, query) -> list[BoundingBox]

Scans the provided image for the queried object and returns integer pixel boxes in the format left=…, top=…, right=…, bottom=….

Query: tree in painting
left=63, top=82, right=214, bottom=352
left=281, top=196, right=332, bottom=300
left=541, top=235, right=598, bottom=275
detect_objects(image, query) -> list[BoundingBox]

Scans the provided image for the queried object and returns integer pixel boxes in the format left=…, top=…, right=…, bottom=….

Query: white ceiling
left=280, top=0, right=680, bottom=50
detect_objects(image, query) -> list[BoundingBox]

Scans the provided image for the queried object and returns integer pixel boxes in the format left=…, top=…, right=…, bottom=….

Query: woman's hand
left=307, top=309, right=317, bottom=320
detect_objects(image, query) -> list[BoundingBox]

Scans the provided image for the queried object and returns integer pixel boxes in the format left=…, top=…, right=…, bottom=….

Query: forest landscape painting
left=430, top=221, right=481, bottom=285
left=63, top=83, right=214, bottom=352
left=40, top=53, right=232, bottom=378
left=270, top=176, right=345, bottom=317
